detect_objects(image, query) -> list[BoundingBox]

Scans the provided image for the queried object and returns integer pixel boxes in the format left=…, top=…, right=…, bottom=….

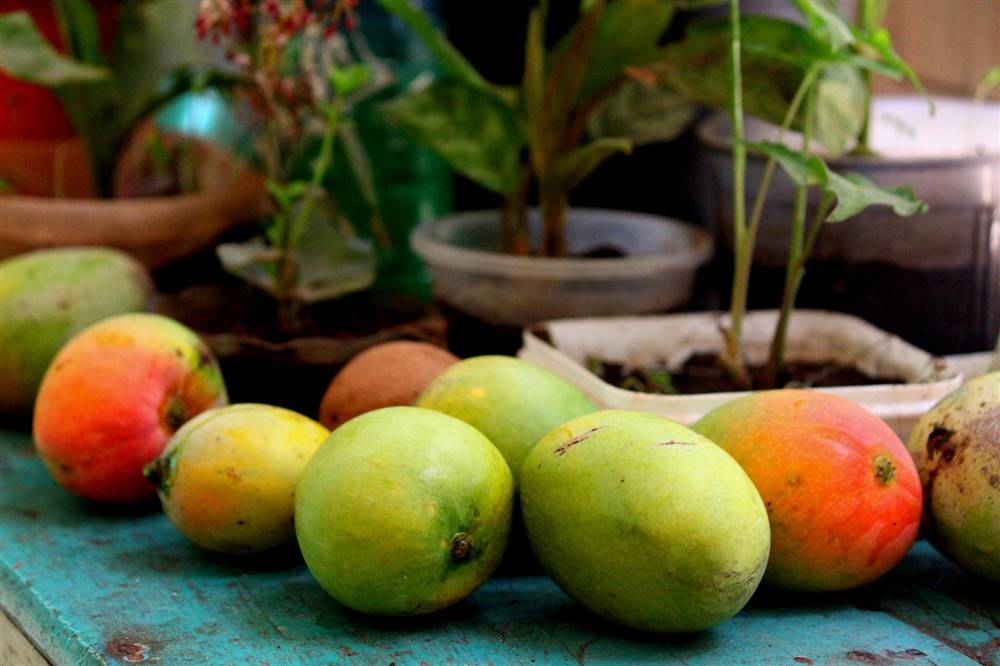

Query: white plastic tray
left=519, top=310, right=963, bottom=438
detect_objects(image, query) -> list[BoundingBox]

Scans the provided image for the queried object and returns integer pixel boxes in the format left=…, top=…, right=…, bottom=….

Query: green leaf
left=218, top=196, right=375, bottom=303
left=652, top=18, right=818, bottom=120
left=975, top=65, right=1000, bottom=102
left=746, top=141, right=826, bottom=186
left=266, top=180, right=310, bottom=211
left=330, top=64, right=370, bottom=97
left=748, top=141, right=928, bottom=222
left=554, top=0, right=676, bottom=103
left=813, top=63, right=865, bottom=156
left=824, top=171, right=927, bottom=222
left=289, top=198, right=376, bottom=302
left=588, top=78, right=698, bottom=146
left=376, top=0, right=494, bottom=97
left=652, top=16, right=865, bottom=155
left=550, top=137, right=632, bottom=192
left=544, top=0, right=603, bottom=136
left=857, top=0, right=888, bottom=33
left=856, top=28, right=931, bottom=112
left=840, top=52, right=903, bottom=80
left=0, top=11, right=109, bottom=86
left=381, top=78, right=525, bottom=194
left=792, top=0, right=855, bottom=51
left=52, top=0, right=104, bottom=66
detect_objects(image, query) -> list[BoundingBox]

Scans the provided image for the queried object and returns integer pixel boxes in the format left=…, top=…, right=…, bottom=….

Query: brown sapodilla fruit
left=318, top=341, right=458, bottom=429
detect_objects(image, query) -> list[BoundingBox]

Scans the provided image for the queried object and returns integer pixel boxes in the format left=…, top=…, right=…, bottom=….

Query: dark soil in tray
left=588, top=353, right=906, bottom=395
left=150, top=244, right=446, bottom=415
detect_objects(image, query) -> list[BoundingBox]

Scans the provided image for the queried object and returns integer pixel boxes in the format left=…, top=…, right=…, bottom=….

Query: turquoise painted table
left=1, top=429, right=997, bottom=665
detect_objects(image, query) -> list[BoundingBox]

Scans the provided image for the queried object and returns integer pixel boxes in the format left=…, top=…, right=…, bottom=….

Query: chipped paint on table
left=0, top=429, right=997, bottom=665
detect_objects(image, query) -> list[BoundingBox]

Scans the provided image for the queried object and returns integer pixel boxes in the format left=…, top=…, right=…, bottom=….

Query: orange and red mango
left=694, top=389, right=921, bottom=592
left=146, top=404, right=329, bottom=554
left=33, top=313, right=227, bottom=502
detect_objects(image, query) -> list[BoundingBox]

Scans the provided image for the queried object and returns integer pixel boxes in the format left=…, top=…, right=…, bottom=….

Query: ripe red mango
left=33, top=313, right=227, bottom=502
left=694, top=389, right=921, bottom=592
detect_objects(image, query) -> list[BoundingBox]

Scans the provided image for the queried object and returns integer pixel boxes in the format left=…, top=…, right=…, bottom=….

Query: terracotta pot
left=0, top=139, right=268, bottom=268
left=0, top=139, right=92, bottom=197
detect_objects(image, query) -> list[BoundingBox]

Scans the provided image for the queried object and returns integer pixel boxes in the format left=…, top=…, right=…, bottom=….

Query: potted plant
left=519, top=0, right=962, bottom=437
left=375, top=0, right=713, bottom=337
left=0, top=0, right=268, bottom=267
left=691, top=1, right=1000, bottom=355
left=150, top=0, right=445, bottom=412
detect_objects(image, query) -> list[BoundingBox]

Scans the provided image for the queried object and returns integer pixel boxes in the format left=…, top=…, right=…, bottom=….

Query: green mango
left=520, top=409, right=770, bottom=633
left=416, top=355, right=596, bottom=489
left=0, top=247, right=151, bottom=413
left=295, top=406, right=513, bottom=615
left=907, top=372, right=1000, bottom=582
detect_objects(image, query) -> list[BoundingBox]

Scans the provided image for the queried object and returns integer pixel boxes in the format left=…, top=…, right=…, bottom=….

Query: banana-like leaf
left=748, top=141, right=928, bottom=222
left=52, top=0, right=104, bottom=66
left=550, top=137, right=632, bottom=193
left=0, top=11, right=109, bottom=85
left=588, top=78, right=698, bottom=146
left=381, top=78, right=525, bottom=194
left=524, top=8, right=548, bottom=175
left=552, top=0, right=675, bottom=103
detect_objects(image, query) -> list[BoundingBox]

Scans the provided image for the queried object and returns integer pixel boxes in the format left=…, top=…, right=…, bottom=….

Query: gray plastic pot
left=411, top=208, right=713, bottom=327
left=695, top=95, right=1000, bottom=353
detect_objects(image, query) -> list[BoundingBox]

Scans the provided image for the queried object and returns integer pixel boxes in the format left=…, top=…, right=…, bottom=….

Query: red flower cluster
left=194, top=0, right=365, bottom=181
left=195, top=0, right=358, bottom=45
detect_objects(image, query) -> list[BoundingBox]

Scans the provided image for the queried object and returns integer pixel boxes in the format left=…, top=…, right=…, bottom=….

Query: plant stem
left=501, top=166, right=531, bottom=255
left=801, top=194, right=834, bottom=259
left=857, top=68, right=873, bottom=153
left=720, top=0, right=750, bottom=386
left=513, top=166, right=531, bottom=255
left=765, top=192, right=833, bottom=381
left=540, top=190, right=568, bottom=256
left=561, top=77, right=625, bottom=153
left=722, top=62, right=819, bottom=385
left=275, top=98, right=343, bottom=336
left=500, top=194, right=517, bottom=254
left=856, top=0, right=886, bottom=153
left=278, top=98, right=343, bottom=297
left=765, top=83, right=817, bottom=386
left=744, top=65, right=819, bottom=256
